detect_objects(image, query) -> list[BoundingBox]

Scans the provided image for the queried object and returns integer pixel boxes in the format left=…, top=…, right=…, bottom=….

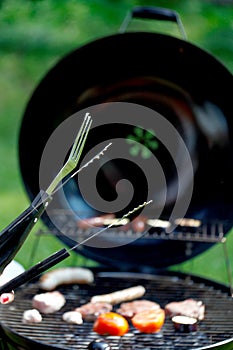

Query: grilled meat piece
left=32, top=291, right=66, bottom=314
left=75, top=302, right=113, bottom=321
left=62, top=310, right=83, bottom=324
left=131, top=216, right=147, bottom=233
left=165, top=298, right=205, bottom=321
left=116, top=299, right=161, bottom=319
left=22, top=309, right=42, bottom=324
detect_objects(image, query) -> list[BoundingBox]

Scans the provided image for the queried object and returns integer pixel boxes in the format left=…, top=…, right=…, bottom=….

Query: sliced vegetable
left=93, top=312, right=129, bottom=336
left=131, top=308, right=165, bottom=333
left=172, top=315, right=198, bottom=333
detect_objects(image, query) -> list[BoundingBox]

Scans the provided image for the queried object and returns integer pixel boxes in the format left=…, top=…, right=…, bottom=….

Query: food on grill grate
left=0, top=292, right=14, bottom=304
left=131, top=308, right=165, bottom=333
left=93, top=312, right=129, bottom=336
left=172, top=315, right=198, bottom=333
left=91, top=285, right=146, bottom=305
left=165, top=298, right=205, bottom=320
left=116, top=299, right=161, bottom=319
left=39, top=267, right=94, bottom=291
left=75, top=302, right=113, bottom=321
left=62, top=310, right=83, bottom=324
left=174, top=218, right=202, bottom=227
left=131, top=216, right=148, bottom=232
left=0, top=272, right=232, bottom=349
left=77, top=214, right=115, bottom=228
left=78, top=214, right=148, bottom=232
left=22, top=308, right=42, bottom=324
left=32, top=290, right=66, bottom=314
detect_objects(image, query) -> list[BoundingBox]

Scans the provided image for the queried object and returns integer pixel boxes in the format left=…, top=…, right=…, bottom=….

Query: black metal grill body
left=0, top=271, right=232, bottom=350
left=5, top=5, right=232, bottom=350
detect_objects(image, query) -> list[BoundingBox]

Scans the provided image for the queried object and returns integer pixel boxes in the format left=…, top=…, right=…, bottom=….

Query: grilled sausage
left=91, top=285, right=146, bottom=305
left=39, top=267, right=94, bottom=291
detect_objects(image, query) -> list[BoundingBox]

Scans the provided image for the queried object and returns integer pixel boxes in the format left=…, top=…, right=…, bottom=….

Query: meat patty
left=116, top=300, right=161, bottom=319
left=165, top=298, right=205, bottom=321
left=75, top=302, right=113, bottom=321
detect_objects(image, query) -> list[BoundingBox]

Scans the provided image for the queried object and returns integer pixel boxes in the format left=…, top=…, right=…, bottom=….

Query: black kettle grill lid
left=18, top=31, right=233, bottom=269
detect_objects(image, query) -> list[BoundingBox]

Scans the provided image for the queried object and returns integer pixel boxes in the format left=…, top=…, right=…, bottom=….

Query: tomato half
left=93, top=312, right=129, bottom=336
left=131, top=308, right=165, bottom=333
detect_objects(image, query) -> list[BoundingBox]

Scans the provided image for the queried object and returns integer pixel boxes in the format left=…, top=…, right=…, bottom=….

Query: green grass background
left=0, top=0, right=232, bottom=285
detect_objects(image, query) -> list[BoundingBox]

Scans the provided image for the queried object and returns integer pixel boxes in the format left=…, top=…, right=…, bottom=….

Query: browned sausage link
left=91, top=285, right=146, bottom=305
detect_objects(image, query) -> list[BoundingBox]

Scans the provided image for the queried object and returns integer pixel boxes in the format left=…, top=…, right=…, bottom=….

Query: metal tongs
left=0, top=113, right=93, bottom=293
left=0, top=112, right=152, bottom=295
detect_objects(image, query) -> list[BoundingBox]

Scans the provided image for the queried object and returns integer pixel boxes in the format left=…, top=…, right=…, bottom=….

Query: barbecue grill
left=0, top=6, right=233, bottom=350
left=0, top=272, right=233, bottom=349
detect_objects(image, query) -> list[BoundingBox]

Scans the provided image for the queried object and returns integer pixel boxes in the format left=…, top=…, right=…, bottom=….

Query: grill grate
left=0, top=272, right=232, bottom=349
left=46, top=210, right=229, bottom=243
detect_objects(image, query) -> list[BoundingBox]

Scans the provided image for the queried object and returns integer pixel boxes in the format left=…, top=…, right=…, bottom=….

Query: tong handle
left=0, top=190, right=52, bottom=274
left=0, top=248, right=70, bottom=294
left=119, top=6, right=187, bottom=40
left=0, top=190, right=50, bottom=242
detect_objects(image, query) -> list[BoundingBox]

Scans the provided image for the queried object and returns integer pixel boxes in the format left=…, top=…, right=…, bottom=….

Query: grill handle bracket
left=221, top=237, right=233, bottom=297
left=119, top=6, right=187, bottom=40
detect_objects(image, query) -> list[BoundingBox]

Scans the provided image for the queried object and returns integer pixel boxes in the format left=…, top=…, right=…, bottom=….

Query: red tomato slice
left=93, top=312, right=129, bottom=336
left=132, top=308, right=165, bottom=333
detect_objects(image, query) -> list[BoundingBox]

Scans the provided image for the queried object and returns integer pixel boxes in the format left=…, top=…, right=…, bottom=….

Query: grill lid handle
left=119, top=6, right=187, bottom=39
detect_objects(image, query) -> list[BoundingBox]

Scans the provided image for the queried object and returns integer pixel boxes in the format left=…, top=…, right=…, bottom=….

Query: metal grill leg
left=221, top=237, right=233, bottom=297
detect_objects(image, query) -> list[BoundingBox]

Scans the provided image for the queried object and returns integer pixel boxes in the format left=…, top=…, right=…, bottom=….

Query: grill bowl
left=0, top=271, right=232, bottom=350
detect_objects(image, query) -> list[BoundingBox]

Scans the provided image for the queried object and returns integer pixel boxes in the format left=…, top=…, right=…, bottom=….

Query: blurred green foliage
left=0, top=0, right=232, bottom=284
